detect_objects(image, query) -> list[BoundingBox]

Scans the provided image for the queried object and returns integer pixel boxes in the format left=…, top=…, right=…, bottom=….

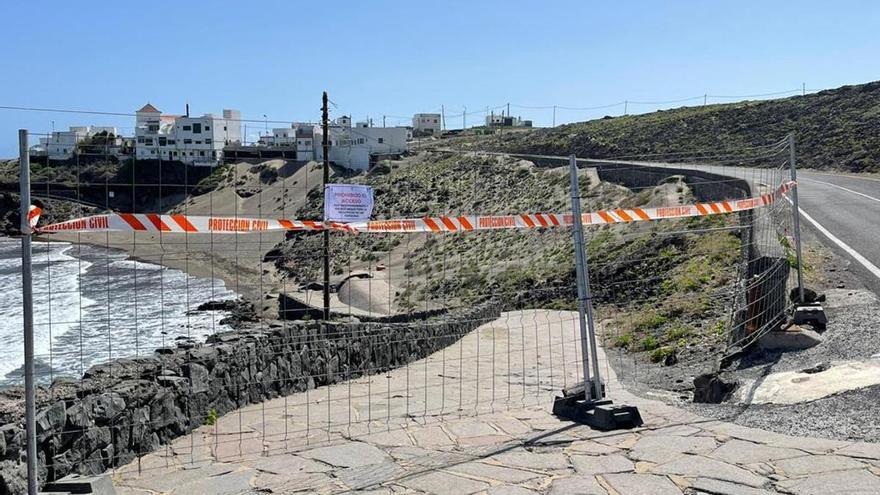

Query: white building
left=485, top=113, right=532, bottom=128
left=134, top=103, right=242, bottom=165
left=258, top=127, right=297, bottom=146
left=235, top=116, right=408, bottom=170
left=412, top=113, right=441, bottom=136
left=36, top=126, right=120, bottom=160
left=318, top=117, right=408, bottom=170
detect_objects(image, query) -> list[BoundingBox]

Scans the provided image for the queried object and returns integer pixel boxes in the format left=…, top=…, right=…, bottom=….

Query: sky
left=1, top=0, right=879, bottom=157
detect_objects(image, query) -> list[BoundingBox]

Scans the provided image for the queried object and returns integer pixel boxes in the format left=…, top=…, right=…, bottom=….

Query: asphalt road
left=795, top=171, right=880, bottom=296
left=460, top=150, right=880, bottom=297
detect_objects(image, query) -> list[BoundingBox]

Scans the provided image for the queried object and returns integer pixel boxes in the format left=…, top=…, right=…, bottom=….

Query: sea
left=0, top=237, right=237, bottom=386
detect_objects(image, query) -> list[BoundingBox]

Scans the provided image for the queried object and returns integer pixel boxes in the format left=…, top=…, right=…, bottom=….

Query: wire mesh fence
left=0, top=128, right=801, bottom=490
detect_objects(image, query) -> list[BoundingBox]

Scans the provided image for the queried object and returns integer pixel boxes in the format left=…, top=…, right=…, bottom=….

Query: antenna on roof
left=185, top=102, right=190, bottom=118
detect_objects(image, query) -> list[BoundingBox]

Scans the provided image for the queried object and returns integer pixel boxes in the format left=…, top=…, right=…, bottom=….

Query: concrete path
left=112, top=311, right=880, bottom=494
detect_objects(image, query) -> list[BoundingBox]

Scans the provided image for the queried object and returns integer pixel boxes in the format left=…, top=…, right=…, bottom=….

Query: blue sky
left=1, top=0, right=879, bottom=157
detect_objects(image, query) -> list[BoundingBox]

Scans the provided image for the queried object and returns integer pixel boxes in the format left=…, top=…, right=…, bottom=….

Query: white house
left=135, top=103, right=242, bottom=165
left=316, top=117, right=408, bottom=170
left=37, top=126, right=120, bottom=160
left=412, top=113, right=441, bottom=136
left=258, top=127, right=297, bottom=146
left=485, top=112, right=532, bottom=128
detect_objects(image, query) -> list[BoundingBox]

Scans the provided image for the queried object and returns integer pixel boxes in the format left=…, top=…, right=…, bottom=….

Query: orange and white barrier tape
left=27, top=205, right=41, bottom=230
left=37, top=213, right=332, bottom=234
left=33, top=181, right=795, bottom=235
left=346, top=180, right=796, bottom=233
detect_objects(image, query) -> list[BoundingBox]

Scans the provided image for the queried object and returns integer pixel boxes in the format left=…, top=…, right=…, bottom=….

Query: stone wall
left=0, top=302, right=501, bottom=494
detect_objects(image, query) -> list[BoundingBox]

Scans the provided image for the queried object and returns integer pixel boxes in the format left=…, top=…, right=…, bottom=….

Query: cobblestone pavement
left=112, top=311, right=880, bottom=494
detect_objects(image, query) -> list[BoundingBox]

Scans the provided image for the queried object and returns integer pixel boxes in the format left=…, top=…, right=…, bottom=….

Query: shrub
left=640, top=335, right=660, bottom=351
left=633, top=311, right=667, bottom=332
left=204, top=408, right=218, bottom=426
left=614, top=334, right=632, bottom=349
left=650, top=346, right=676, bottom=363
left=665, top=325, right=691, bottom=341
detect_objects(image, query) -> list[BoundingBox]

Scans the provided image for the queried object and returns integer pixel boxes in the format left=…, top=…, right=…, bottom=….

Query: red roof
left=137, top=103, right=160, bottom=113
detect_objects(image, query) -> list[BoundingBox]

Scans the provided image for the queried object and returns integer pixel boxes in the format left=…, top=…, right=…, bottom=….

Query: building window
left=145, top=138, right=154, bottom=145
left=378, top=138, right=384, bottom=144
left=205, top=139, right=212, bottom=144
left=148, top=124, right=159, bottom=132
left=158, top=137, right=167, bottom=146
left=195, top=140, right=202, bottom=144
left=223, top=126, right=227, bottom=131
left=199, top=151, right=205, bottom=157
left=205, top=126, right=210, bottom=131
left=183, top=125, right=191, bottom=131
left=192, top=123, right=202, bottom=134
left=184, top=139, right=192, bottom=144
left=168, top=139, right=176, bottom=145
left=137, top=136, right=144, bottom=144
left=150, top=150, right=155, bottom=155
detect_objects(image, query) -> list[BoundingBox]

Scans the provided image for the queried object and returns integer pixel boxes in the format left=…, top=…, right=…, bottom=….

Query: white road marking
left=800, top=177, right=880, bottom=203
left=801, top=171, right=880, bottom=183
left=794, top=202, right=880, bottom=281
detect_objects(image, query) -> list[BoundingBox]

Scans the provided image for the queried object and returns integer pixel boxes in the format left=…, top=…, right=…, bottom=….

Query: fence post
left=568, top=155, right=602, bottom=400
left=19, top=129, right=38, bottom=495
left=788, top=134, right=805, bottom=303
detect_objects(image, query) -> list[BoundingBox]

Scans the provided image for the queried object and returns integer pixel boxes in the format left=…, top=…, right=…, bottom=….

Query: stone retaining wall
left=0, top=302, right=500, bottom=494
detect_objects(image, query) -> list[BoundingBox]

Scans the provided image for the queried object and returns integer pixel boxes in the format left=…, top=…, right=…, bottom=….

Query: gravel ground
left=608, top=226, right=880, bottom=443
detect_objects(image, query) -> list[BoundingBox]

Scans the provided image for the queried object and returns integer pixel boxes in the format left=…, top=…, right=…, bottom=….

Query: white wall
left=413, top=113, right=441, bottom=134
left=327, top=126, right=408, bottom=170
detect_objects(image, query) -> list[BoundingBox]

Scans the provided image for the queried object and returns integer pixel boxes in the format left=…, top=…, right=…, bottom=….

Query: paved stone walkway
left=112, top=311, right=880, bottom=494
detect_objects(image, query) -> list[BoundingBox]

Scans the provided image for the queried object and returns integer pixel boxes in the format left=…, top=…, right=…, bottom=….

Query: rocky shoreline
left=0, top=301, right=500, bottom=494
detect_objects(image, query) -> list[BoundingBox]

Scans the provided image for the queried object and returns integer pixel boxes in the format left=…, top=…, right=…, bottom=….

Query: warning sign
left=324, top=184, right=374, bottom=222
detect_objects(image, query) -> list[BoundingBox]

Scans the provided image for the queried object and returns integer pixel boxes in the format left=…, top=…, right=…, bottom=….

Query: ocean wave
left=0, top=238, right=238, bottom=383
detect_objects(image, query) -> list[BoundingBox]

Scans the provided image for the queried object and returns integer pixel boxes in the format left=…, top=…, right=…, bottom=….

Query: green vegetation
left=640, top=335, right=660, bottom=351
left=614, top=334, right=633, bottom=349
left=665, top=325, right=692, bottom=341
left=204, top=408, right=218, bottom=426
left=193, top=164, right=232, bottom=194
left=650, top=346, right=676, bottom=363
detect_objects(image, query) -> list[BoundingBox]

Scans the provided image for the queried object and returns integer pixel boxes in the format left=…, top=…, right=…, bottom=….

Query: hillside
left=462, top=81, right=880, bottom=173
left=271, top=152, right=741, bottom=386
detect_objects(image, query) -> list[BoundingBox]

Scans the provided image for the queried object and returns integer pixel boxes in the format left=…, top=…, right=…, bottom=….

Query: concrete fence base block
left=758, top=326, right=823, bottom=351
left=41, top=473, right=116, bottom=495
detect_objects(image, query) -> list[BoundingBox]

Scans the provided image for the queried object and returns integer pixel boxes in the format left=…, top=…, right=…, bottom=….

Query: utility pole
left=322, top=92, right=331, bottom=321
left=19, top=130, right=37, bottom=495
left=382, top=115, right=386, bottom=128
left=441, top=105, right=445, bottom=131
left=624, top=100, right=628, bottom=116
left=802, top=83, right=806, bottom=96
left=506, top=102, right=510, bottom=118
left=463, top=106, right=466, bottom=130
left=704, top=94, right=707, bottom=106
left=552, top=105, right=556, bottom=127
